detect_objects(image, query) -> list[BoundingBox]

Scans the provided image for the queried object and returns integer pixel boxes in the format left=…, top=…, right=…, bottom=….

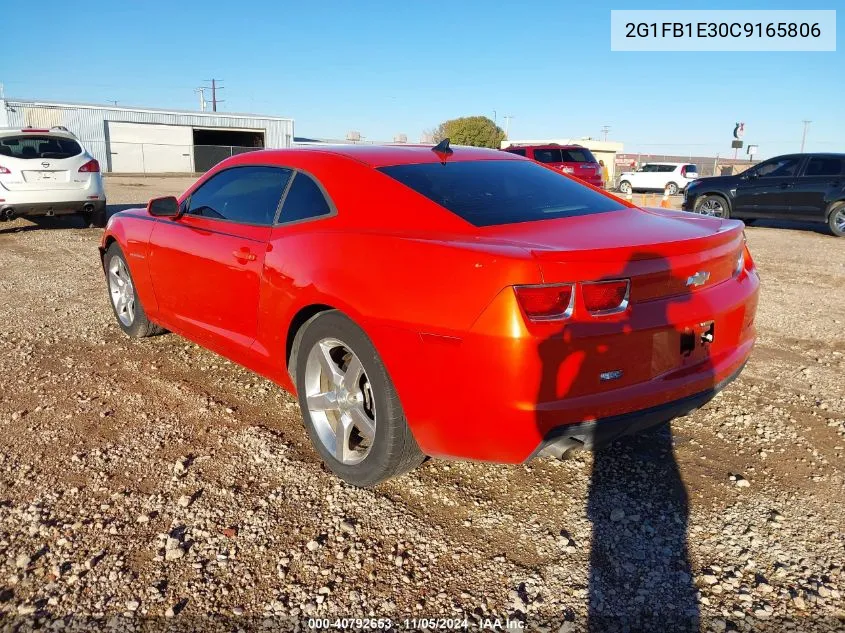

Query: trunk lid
left=478, top=207, right=745, bottom=301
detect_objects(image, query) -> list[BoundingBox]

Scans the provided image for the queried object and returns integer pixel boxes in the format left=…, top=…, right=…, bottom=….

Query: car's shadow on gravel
left=0, top=203, right=143, bottom=235
left=535, top=251, right=720, bottom=632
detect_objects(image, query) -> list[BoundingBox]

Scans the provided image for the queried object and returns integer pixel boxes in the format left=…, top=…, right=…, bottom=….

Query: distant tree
left=430, top=116, right=505, bottom=149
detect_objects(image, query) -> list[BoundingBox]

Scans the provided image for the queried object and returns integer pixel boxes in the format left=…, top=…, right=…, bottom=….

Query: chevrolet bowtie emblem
left=686, top=271, right=710, bottom=287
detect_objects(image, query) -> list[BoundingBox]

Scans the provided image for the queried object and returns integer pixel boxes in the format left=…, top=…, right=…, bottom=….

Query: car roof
left=0, top=127, right=78, bottom=140
left=505, top=143, right=586, bottom=150
left=251, top=144, right=520, bottom=168
left=642, top=162, right=687, bottom=166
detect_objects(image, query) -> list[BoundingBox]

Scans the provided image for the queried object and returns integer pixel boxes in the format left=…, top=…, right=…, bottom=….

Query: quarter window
left=278, top=172, right=333, bottom=223
left=186, top=166, right=291, bottom=225
left=804, top=157, right=845, bottom=177
left=505, top=148, right=527, bottom=157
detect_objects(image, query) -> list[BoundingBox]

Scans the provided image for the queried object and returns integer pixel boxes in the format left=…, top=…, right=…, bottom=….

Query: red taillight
left=78, top=159, right=100, bottom=173
left=0, top=165, right=10, bottom=174
left=582, top=280, right=630, bottom=315
left=514, top=284, right=574, bottom=321
left=22, top=128, right=50, bottom=133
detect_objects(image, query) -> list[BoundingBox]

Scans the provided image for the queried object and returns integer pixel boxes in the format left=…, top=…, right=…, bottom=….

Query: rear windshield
left=561, top=148, right=596, bottom=163
left=0, top=135, right=82, bottom=160
left=379, top=160, right=624, bottom=227
left=531, top=147, right=596, bottom=164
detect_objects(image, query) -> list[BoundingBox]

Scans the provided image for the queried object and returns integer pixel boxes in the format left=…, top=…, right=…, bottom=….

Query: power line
left=203, top=79, right=224, bottom=112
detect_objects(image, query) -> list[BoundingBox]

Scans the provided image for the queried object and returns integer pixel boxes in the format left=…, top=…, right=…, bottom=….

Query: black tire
left=694, top=194, right=731, bottom=219
left=294, top=310, right=425, bottom=487
left=82, top=206, right=107, bottom=228
left=827, top=201, right=845, bottom=237
left=104, top=243, right=166, bottom=338
left=666, top=182, right=679, bottom=195
left=743, top=218, right=757, bottom=226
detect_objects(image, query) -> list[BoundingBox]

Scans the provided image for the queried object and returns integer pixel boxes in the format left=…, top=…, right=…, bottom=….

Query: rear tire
left=294, top=310, right=425, bottom=487
left=104, top=243, right=165, bottom=338
left=828, top=202, right=845, bottom=237
left=666, top=182, right=679, bottom=195
left=694, top=194, right=730, bottom=219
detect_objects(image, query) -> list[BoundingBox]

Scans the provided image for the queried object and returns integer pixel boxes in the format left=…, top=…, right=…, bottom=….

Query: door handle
left=232, top=249, right=256, bottom=262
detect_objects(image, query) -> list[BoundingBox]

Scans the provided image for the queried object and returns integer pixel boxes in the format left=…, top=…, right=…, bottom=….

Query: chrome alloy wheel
left=834, top=207, right=845, bottom=234
left=697, top=198, right=725, bottom=217
left=304, top=338, right=376, bottom=465
left=108, top=256, right=136, bottom=327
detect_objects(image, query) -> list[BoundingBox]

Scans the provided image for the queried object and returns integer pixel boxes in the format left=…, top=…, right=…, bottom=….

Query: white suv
left=617, top=162, right=698, bottom=195
left=0, top=127, right=106, bottom=227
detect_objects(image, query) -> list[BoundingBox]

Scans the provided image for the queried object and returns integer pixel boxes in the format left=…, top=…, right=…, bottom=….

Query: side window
left=804, top=157, right=844, bottom=177
left=278, top=172, right=332, bottom=223
left=533, top=149, right=562, bottom=163
left=657, top=165, right=676, bottom=173
left=187, top=166, right=291, bottom=225
left=640, top=164, right=658, bottom=172
left=756, top=158, right=800, bottom=178
left=505, top=148, right=527, bottom=157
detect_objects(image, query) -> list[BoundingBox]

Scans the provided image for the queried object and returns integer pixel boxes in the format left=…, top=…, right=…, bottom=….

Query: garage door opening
left=193, top=128, right=265, bottom=172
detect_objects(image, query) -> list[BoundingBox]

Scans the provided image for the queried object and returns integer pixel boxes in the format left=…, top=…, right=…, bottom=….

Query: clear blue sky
left=2, top=0, right=842, bottom=158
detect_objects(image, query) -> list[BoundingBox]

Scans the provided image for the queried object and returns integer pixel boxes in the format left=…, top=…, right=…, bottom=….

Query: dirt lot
left=0, top=176, right=843, bottom=632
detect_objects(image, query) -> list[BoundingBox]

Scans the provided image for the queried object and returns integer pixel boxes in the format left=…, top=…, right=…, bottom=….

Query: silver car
left=0, top=126, right=106, bottom=227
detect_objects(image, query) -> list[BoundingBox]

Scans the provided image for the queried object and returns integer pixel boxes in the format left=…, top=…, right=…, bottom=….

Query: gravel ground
left=0, top=176, right=843, bottom=632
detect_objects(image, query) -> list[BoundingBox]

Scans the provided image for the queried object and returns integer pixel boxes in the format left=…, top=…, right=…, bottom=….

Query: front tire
left=104, top=243, right=165, bottom=338
left=619, top=181, right=632, bottom=195
left=294, top=311, right=424, bottom=487
left=694, top=194, right=730, bottom=219
left=828, top=202, right=845, bottom=237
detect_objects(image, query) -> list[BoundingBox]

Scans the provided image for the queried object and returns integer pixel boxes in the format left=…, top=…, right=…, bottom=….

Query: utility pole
left=601, top=125, right=611, bottom=142
left=503, top=115, right=514, bottom=139
left=800, top=120, right=812, bottom=152
left=194, top=87, right=208, bottom=112
left=204, top=79, right=224, bottom=112
left=492, top=110, right=497, bottom=126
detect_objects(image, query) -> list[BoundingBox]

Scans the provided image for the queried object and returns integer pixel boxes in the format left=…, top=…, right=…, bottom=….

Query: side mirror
left=147, top=196, right=179, bottom=217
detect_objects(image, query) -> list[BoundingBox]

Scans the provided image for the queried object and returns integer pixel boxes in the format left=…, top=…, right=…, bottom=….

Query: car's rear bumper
left=532, top=361, right=744, bottom=458
left=375, top=267, right=759, bottom=463
left=0, top=199, right=106, bottom=218
left=0, top=176, right=105, bottom=218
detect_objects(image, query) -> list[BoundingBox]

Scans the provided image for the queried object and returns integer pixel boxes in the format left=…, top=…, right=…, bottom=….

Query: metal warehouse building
left=0, top=98, right=294, bottom=174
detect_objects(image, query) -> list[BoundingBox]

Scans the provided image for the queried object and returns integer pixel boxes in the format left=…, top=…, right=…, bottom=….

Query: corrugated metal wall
left=2, top=100, right=294, bottom=172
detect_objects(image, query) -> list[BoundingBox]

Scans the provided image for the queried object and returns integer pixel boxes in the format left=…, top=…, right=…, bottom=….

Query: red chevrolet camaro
left=99, top=143, right=759, bottom=486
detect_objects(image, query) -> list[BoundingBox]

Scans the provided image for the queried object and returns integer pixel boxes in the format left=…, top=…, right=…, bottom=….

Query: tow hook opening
left=680, top=330, right=696, bottom=357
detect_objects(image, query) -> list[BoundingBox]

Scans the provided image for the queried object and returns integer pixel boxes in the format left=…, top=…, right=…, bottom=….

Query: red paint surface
left=101, top=146, right=759, bottom=463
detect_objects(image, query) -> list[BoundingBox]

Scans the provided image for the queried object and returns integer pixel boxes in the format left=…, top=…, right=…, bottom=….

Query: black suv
left=682, top=153, right=845, bottom=236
